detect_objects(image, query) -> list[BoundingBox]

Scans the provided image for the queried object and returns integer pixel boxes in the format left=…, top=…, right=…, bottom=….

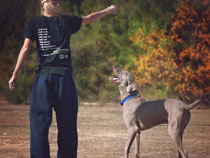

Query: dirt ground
left=0, top=102, right=210, bottom=158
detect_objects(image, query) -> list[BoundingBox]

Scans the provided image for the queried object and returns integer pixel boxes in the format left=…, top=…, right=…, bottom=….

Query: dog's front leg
left=125, top=128, right=138, bottom=158
left=135, top=131, right=141, bottom=158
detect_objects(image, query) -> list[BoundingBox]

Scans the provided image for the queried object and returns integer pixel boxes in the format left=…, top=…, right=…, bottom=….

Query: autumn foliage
left=131, top=0, right=210, bottom=103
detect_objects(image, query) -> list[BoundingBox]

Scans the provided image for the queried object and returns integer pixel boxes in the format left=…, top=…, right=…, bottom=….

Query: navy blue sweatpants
left=30, top=74, right=78, bottom=158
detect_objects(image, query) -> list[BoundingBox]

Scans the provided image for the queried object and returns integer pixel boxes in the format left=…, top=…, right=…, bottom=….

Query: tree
left=0, top=0, right=39, bottom=103
left=170, top=0, right=210, bottom=103
left=71, top=1, right=119, bottom=101
left=131, top=0, right=210, bottom=104
left=131, top=27, right=178, bottom=99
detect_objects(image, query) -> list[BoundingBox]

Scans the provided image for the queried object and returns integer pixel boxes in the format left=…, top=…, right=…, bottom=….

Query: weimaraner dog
left=109, top=66, right=200, bottom=158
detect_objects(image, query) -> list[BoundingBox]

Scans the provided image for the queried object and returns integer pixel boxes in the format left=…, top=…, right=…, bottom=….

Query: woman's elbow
left=23, top=46, right=31, bottom=53
left=20, top=46, right=30, bottom=56
left=21, top=46, right=31, bottom=55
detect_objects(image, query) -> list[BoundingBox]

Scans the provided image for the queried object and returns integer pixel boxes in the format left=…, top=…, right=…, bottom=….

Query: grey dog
left=109, top=66, right=200, bottom=158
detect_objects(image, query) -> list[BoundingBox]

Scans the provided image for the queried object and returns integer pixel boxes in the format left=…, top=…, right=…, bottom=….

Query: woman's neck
left=43, top=12, right=53, bottom=17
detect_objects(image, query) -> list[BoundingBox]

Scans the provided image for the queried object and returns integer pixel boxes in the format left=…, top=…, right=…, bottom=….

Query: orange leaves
left=202, top=0, right=210, bottom=5
left=130, top=27, right=177, bottom=88
left=170, top=0, right=210, bottom=100
left=131, top=28, right=163, bottom=51
left=130, top=0, right=210, bottom=102
left=179, top=48, right=199, bottom=61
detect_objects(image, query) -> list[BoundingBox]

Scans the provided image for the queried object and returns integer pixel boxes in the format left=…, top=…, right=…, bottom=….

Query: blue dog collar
left=120, top=94, right=137, bottom=106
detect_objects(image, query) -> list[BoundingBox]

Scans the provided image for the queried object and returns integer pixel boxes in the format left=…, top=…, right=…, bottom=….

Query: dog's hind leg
left=125, top=127, right=139, bottom=158
left=135, top=130, right=141, bottom=158
left=178, top=112, right=191, bottom=158
left=168, top=115, right=188, bottom=158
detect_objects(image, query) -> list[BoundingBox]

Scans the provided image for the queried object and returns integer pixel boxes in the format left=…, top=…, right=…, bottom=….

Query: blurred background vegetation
left=0, top=0, right=209, bottom=105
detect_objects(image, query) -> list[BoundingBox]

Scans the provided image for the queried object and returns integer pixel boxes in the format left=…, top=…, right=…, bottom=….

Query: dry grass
left=0, top=103, right=210, bottom=158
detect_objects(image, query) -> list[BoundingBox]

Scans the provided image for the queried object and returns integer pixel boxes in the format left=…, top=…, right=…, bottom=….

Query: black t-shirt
left=24, top=15, right=82, bottom=76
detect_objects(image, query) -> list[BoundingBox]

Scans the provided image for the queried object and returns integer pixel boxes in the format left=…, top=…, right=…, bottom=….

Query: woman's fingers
left=8, top=76, right=18, bottom=91
left=108, top=5, right=119, bottom=14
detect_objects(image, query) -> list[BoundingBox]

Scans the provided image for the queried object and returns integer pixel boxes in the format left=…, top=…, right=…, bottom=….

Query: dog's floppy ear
left=127, top=78, right=137, bottom=93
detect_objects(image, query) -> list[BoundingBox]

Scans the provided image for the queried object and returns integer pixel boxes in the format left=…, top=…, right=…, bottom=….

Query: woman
left=8, top=0, right=118, bottom=157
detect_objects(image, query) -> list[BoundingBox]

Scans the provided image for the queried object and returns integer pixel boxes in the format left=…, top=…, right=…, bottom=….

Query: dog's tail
left=185, top=100, right=201, bottom=111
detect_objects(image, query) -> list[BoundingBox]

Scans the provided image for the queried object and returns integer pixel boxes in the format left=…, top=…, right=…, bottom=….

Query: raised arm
left=8, top=38, right=32, bottom=91
left=82, top=5, right=118, bottom=24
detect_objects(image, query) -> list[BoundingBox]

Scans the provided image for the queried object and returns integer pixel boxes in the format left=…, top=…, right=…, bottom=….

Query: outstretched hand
left=107, top=5, right=118, bottom=14
left=8, top=75, right=18, bottom=91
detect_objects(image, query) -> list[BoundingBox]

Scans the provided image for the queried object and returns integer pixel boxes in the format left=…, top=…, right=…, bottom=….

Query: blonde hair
left=41, top=0, right=63, bottom=16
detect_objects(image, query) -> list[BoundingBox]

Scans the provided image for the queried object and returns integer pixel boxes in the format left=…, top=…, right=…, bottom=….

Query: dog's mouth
left=109, top=77, right=120, bottom=83
left=110, top=66, right=122, bottom=84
